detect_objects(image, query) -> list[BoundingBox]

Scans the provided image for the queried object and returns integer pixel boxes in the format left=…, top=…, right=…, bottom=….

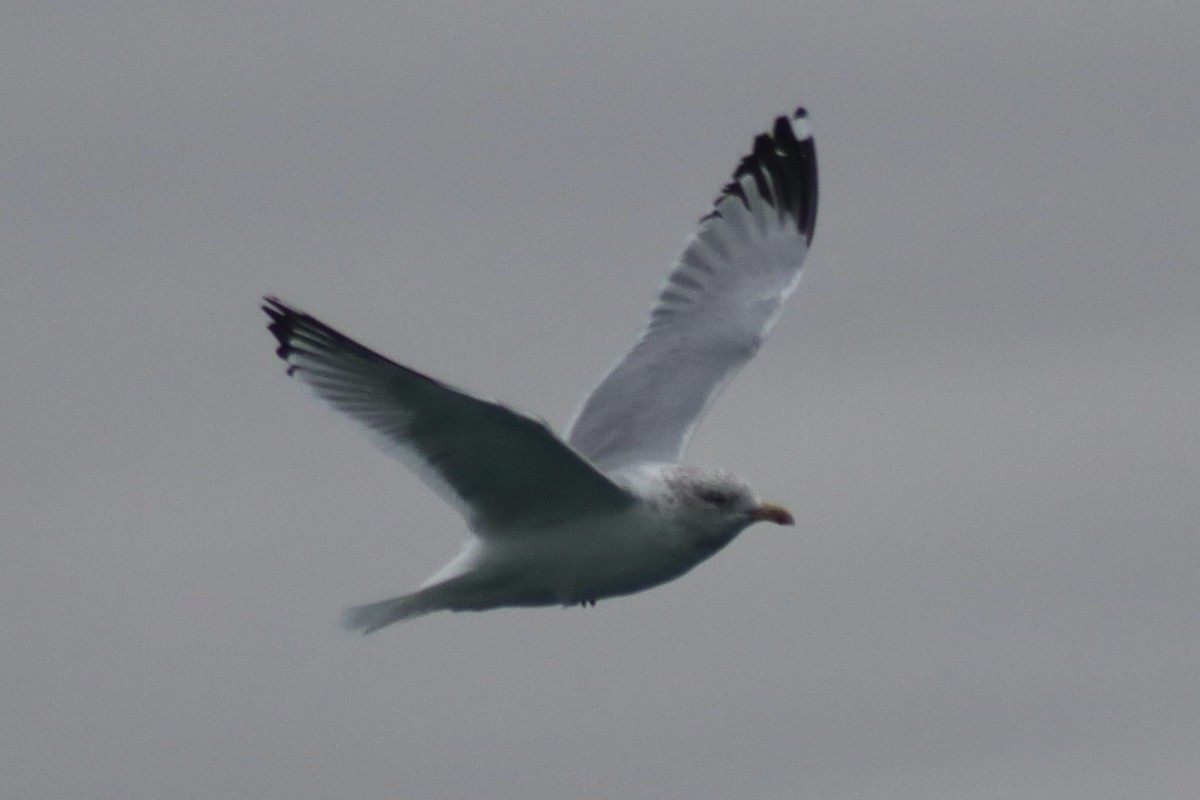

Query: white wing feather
left=567, top=109, right=818, bottom=471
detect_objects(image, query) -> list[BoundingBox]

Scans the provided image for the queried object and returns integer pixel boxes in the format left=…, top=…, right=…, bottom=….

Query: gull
left=264, top=107, right=817, bottom=633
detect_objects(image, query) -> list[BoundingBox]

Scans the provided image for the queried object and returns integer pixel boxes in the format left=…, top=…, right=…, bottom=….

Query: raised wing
left=263, top=298, right=634, bottom=533
left=567, top=108, right=818, bottom=471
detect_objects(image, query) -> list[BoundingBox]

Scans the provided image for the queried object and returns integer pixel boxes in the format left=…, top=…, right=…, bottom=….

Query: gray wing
left=567, top=108, right=818, bottom=471
left=264, top=298, right=634, bottom=534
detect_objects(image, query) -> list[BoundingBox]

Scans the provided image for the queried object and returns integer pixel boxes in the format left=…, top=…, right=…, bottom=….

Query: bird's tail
left=342, top=586, right=447, bottom=634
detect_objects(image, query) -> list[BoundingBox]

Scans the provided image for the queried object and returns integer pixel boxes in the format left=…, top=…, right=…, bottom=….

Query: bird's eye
left=699, top=489, right=731, bottom=507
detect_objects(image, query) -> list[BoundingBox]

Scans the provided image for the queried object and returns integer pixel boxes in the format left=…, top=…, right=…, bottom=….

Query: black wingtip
left=261, top=295, right=289, bottom=329
left=704, top=107, right=818, bottom=245
left=260, top=295, right=426, bottom=384
left=262, top=296, right=303, bottom=364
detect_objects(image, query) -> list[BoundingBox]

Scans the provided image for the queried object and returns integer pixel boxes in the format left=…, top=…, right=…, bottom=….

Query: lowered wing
left=264, top=298, right=635, bottom=534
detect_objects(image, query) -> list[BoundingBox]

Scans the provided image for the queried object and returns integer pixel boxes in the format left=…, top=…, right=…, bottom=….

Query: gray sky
left=5, top=2, right=1199, bottom=798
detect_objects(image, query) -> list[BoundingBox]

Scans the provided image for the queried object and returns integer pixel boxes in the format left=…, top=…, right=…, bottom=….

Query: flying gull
left=264, top=107, right=818, bottom=633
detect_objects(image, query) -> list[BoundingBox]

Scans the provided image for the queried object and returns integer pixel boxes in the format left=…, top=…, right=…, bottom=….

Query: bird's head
left=654, top=466, right=794, bottom=553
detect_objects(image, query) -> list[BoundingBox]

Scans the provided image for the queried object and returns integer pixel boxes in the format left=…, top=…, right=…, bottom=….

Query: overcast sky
left=5, top=3, right=1199, bottom=799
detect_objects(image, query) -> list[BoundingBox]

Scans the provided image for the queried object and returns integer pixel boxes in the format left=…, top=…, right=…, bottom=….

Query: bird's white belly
left=479, top=509, right=698, bottom=606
